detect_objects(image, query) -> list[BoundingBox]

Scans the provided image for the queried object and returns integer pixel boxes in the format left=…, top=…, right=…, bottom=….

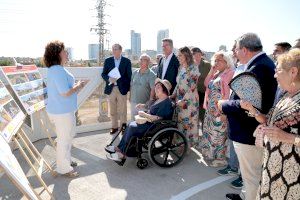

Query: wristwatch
left=294, top=136, right=300, bottom=146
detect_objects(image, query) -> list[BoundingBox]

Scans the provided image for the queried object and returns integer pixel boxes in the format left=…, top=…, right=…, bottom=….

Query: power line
left=90, top=0, right=109, bottom=65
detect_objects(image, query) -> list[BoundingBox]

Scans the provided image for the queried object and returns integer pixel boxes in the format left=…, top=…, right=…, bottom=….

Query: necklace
left=270, top=91, right=300, bottom=124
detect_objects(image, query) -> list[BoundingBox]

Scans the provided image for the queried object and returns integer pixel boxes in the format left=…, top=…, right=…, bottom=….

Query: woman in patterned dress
left=241, top=48, right=300, bottom=200
left=171, top=47, right=200, bottom=147
left=201, top=51, right=234, bottom=167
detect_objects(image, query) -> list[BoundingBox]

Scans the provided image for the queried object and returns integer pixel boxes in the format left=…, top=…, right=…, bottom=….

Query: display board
left=1, top=65, right=47, bottom=115
left=0, top=136, right=38, bottom=199
left=0, top=80, right=26, bottom=142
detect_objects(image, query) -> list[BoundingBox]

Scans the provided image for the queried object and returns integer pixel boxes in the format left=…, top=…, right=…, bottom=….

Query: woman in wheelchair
left=105, top=78, right=174, bottom=165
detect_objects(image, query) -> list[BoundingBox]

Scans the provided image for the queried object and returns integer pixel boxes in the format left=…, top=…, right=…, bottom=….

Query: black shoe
left=230, top=176, right=243, bottom=189
left=70, top=161, right=77, bottom=167
left=109, top=128, right=118, bottom=135
left=226, top=193, right=242, bottom=200
left=121, top=123, right=127, bottom=134
left=121, top=123, right=127, bottom=131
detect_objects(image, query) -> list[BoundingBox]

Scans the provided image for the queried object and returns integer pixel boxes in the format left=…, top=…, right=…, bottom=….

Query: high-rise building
left=219, top=45, right=227, bottom=51
left=131, top=30, right=141, bottom=57
left=88, top=44, right=99, bottom=60
left=157, top=29, right=169, bottom=54
left=66, top=47, right=74, bottom=61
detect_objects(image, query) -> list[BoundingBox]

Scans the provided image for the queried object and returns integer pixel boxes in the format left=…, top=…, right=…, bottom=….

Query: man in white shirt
left=156, top=38, right=179, bottom=94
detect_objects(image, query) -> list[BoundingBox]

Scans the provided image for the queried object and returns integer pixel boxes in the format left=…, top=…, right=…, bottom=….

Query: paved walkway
left=0, top=130, right=239, bottom=200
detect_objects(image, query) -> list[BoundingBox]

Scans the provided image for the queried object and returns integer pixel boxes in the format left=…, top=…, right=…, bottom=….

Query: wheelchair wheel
left=148, top=128, right=187, bottom=168
left=136, top=158, right=148, bottom=169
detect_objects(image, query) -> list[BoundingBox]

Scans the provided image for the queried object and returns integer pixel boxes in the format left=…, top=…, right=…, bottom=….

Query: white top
left=162, top=53, right=173, bottom=79
left=230, top=64, right=246, bottom=96
left=233, top=64, right=246, bottom=78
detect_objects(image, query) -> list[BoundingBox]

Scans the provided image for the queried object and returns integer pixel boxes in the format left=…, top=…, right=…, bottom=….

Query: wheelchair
left=106, top=119, right=188, bottom=169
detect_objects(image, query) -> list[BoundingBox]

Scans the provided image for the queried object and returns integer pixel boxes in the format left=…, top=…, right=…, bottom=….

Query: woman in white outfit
left=43, top=40, right=84, bottom=177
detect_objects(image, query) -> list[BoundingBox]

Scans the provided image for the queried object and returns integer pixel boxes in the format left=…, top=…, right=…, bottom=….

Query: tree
left=0, top=58, right=13, bottom=66
left=35, top=58, right=44, bottom=67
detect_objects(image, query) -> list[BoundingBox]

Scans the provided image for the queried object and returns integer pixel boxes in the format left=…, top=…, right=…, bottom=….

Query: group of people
left=43, top=33, right=300, bottom=200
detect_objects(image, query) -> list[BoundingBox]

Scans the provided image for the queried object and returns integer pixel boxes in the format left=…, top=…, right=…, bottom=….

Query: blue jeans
left=118, top=121, right=151, bottom=154
left=228, top=139, right=239, bottom=170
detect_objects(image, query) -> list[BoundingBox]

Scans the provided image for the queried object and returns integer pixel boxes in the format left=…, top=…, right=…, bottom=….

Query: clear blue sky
left=0, top=0, right=299, bottom=59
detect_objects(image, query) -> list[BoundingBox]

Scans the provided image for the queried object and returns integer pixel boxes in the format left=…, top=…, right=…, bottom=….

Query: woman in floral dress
left=241, top=49, right=300, bottom=200
left=201, top=51, right=234, bottom=167
left=171, top=47, right=200, bottom=147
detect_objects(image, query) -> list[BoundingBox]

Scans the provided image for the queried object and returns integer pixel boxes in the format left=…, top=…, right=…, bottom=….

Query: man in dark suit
left=218, top=33, right=277, bottom=200
left=101, top=44, right=132, bottom=134
left=272, top=42, right=291, bottom=105
left=157, top=38, right=179, bottom=94
left=191, top=47, right=211, bottom=122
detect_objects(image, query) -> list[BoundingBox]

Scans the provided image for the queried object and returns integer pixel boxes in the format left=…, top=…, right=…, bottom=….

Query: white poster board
left=1, top=65, right=47, bottom=115
left=0, top=136, right=38, bottom=200
left=0, top=80, right=25, bottom=142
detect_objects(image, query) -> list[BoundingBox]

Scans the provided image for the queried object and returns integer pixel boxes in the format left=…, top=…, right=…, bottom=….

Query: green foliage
left=0, top=58, right=13, bottom=66
left=35, top=59, right=44, bottom=67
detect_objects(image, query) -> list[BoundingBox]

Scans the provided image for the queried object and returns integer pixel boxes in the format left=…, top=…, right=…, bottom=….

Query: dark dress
left=118, top=98, right=174, bottom=155
left=257, top=92, right=300, bottom=200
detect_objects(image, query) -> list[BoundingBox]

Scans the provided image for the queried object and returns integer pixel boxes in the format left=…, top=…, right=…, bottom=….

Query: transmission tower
left=91, top=0, right=108, bottom=65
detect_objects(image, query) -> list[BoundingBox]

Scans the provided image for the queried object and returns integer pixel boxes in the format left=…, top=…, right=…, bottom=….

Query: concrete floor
left=0, top=130, right=239, bottom=200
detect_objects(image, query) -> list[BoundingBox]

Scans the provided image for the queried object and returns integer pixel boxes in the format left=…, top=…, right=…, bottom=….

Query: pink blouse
left=203, top=67, right=234, bottom=109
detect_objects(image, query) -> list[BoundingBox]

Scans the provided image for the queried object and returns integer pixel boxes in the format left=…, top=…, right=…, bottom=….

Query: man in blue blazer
left=218, top=33, right=277, bottom=200
left=101, top=44, right=132, bottom=134
left=157, top=38, right=179, bottom=95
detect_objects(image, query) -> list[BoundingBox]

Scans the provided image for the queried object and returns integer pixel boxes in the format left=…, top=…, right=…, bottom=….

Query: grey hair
left=162, top=38, right=173, bottom=48
left=236, top=33, right=263, bottom=52
left=139, top=53, right=151, bottom=62
left=211, top=50, right=235, bottom=69
left=156, top=54, right=163, bottom=59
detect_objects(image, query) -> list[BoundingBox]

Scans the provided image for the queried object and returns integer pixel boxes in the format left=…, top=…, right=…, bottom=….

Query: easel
left=13, top=127, right=56, bottom=200
left=35, top=110, right=57, bottom=148
left=0, top=68, right=55, bottom=199
left=0, top=166, right=41, bottom=200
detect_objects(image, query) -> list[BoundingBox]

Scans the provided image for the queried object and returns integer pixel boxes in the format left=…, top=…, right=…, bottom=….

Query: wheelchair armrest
left=151, top=119, right=176, bottom=126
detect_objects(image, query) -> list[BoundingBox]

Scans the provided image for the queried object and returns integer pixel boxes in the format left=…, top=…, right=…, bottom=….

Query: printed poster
left=1, top=65, right=47, bottom=115
left=0, top=80, right=25, bottom=142
left=0, top=136, right=38, bottom=199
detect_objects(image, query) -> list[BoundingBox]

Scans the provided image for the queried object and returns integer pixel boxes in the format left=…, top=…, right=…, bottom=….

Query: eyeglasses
left=275, top=68, right=284, bottom=73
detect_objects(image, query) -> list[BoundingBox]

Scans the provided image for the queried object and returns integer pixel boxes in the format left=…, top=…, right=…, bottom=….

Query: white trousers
left=48, top=112, right=75, bottom=174
left=233, top=141, right=263, bottom=200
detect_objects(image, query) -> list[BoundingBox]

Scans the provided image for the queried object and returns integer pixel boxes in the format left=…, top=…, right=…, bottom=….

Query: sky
left=0, top=0, right=299, bottom=59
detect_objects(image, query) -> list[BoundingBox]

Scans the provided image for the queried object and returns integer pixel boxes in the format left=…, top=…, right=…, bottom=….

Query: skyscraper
left=157, top=29, right=169, bottom=54
left=88, top=44, right=99, bottom=60
left=219, top=45, right=227, bottom=51
left=66, top=47, right=74, bottom=61
left=131, top=30, right=141, bottom=57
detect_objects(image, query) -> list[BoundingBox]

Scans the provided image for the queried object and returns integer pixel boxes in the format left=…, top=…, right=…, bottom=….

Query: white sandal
left=105, top=145, right=116, bottom=153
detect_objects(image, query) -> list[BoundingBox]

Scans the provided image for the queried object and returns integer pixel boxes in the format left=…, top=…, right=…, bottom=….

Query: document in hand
left=108, top=67, right=121, bottom=79
left=108, top=67, right=121, bottom=85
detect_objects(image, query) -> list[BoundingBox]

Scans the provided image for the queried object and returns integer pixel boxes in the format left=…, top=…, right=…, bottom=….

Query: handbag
left=229, top=72, right=262, bottom=109
left=135, top=115, right=150, bottom=124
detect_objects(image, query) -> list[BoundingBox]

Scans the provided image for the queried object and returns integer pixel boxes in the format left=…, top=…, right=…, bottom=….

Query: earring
left=290, top=79, right=296, bottom=93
